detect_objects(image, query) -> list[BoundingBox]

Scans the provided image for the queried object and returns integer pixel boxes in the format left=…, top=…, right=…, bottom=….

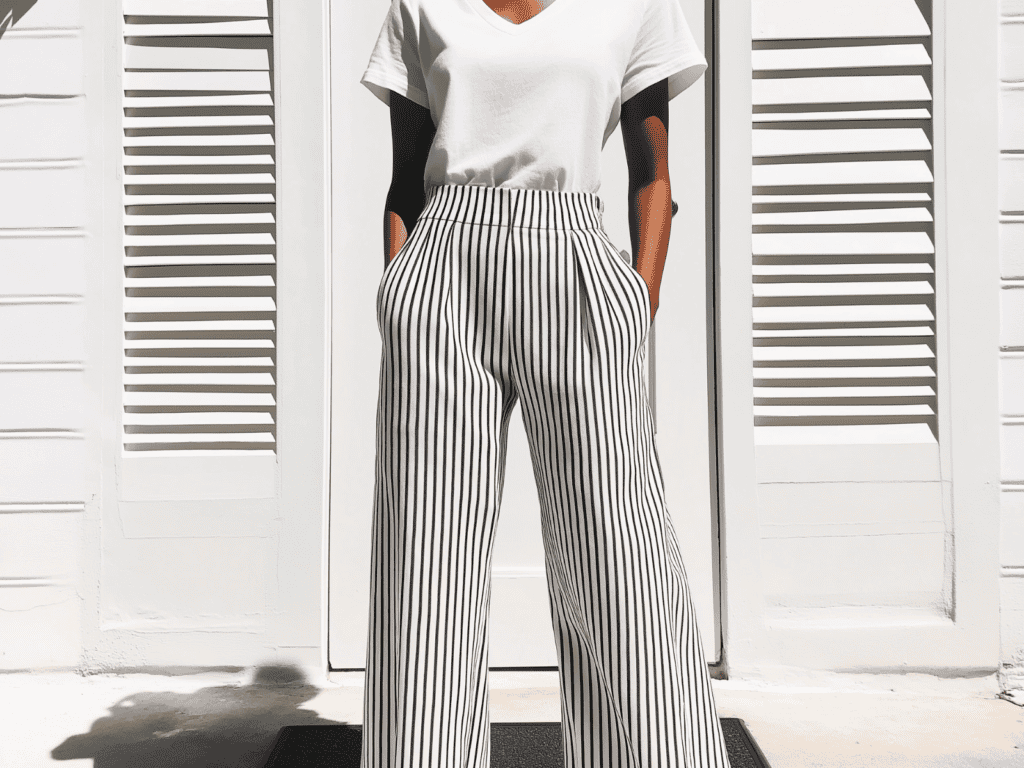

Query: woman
left=359, top=0, right=732, bottom=766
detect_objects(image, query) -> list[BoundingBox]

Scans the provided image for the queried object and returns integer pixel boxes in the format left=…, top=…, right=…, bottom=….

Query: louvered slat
left=123, top=338, right=274, bottom=348
left=753, top=193, right=931, bottom=202
left=753, top=75, right=931, bottom=104
left=752, top=43, right=931, bottom=70
left=753, top=128, right=932, bottom=155
left=125, top=392, right=276, bottom=405
left=124, top=412, right=276, bottom=424
left=124, top=133, right=274, bottom=146
left=124, top=45, right=270, bottom=70
left=122, top=2, right=275, bottom=455
left=123, top=0, right=269, bottom=15
left=125, top=94, right=274, bottom=107
left=124, top=21, right=273, bottom=36
left=754, top=160, right=933, bottom=185
left=751, top=0, right=930, bottom=39
left=124, top=71, right=272, bottom=91
left=754, top=109, right=932, bottom=123
left=753, top=209, right=932, bottom=225
left=751, top=0, right=936, bottom=441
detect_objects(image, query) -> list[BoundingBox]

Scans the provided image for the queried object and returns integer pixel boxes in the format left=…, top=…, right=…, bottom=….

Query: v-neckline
left=469, top=0, right=567, bottom=35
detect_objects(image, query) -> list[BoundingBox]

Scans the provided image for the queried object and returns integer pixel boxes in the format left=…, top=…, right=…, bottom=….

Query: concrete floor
left=1, top=666, right=1021, bottom=767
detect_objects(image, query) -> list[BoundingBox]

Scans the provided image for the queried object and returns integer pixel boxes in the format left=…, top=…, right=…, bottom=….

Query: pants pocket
left=572, top=229, right=650, bottom=362
left=593, top=228, right=651, bottom=325
left=378, top=229, right=415, bottom=296
left=376, top=232, right=415, bottom=336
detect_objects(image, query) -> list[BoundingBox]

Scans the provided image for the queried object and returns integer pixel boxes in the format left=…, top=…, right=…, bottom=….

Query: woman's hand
left=646, top=275, right=659, bottom=320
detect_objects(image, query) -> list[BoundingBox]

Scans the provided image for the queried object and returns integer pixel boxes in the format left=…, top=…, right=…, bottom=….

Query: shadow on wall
left=50, top=664, right=350, bottom=768
left=0, top=0, right=38, bottom=38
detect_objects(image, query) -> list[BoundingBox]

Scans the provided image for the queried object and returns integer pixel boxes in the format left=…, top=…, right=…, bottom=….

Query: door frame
left=325, top=0, right=1003, bottom=680
left=324, top=0, right=730, bottom=674
left=706, top=0, right=726, bottom=678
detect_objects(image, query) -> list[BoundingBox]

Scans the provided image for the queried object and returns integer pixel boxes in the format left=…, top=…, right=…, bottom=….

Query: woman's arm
left=620, top=78, right=671, bottom=319
left=384, top=92, right=437, bottom=268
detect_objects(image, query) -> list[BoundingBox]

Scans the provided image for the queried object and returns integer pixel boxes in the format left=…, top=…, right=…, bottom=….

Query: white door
left=328, top=0, right=720, bottom=670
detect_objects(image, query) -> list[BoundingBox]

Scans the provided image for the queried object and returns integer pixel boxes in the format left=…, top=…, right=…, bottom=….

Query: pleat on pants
left=362, top=182, right=731, bottom=768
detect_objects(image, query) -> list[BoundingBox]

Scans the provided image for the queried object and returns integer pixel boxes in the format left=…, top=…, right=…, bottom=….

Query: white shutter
left=122, top=0, right=275, bottom=457
left=751, top=0, right=936, bottom=444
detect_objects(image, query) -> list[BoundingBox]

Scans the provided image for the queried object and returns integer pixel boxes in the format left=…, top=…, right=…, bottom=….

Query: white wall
left=0, top=0, right=87, bottom=670
left=999, top=0, right=1024, bottom=693
left=2, top=0, right=1019, bottom=687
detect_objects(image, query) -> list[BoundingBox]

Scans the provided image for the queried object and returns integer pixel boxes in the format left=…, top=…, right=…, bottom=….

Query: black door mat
left=263, top=718, right=771, bottom=767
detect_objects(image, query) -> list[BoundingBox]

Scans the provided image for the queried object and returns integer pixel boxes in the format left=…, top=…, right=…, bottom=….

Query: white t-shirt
left=360, top=0, right=707, bottom=195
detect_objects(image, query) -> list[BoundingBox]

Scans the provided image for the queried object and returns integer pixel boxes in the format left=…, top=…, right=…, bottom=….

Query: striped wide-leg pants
left=362, top=183, right=731, bottom=768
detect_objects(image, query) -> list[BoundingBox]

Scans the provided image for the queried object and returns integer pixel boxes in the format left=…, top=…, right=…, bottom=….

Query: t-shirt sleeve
left=621, top=0, right=708, bottom=105
left=360, top=0, right=430, bottom=110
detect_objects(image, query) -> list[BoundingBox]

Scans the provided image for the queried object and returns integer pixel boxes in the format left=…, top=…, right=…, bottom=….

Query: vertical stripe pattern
left=363, top=183, right=731, bottom=768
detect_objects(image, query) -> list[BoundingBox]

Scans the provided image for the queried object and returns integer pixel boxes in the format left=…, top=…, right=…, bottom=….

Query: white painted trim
left=932, top=0, right=955, bottom=510
left=327, top=1, right=722, bottom=671
left=0, top=229, right=86, bottom=237
left=0, top=503, right=86, bottom=514
left=940, top=0, right=1001, bottom=652
left=0, top=28, right=81, bottom=39
left=270, top=0, right=331, bottom=675
left=0, top=364, right=84, bottom=372
left=80, top=0, right=130, bottom=670
left=320, top=0, right=335, bottom=683
left=715, top=0, right=763, bottom=676
left=0, top=296, right=83, bottom=304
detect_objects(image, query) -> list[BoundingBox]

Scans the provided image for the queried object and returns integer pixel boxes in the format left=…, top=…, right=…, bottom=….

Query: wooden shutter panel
left=122, top=0, right=275, bottom=457
left=750, top=0, right=936, bottom=444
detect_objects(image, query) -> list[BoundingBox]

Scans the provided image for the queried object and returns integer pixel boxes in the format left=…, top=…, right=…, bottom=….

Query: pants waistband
left=421, top=183, right=606, bottom=231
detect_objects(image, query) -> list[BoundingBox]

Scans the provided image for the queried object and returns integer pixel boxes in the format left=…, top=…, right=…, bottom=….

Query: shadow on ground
left=50, top=664, right=349, bottom=768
